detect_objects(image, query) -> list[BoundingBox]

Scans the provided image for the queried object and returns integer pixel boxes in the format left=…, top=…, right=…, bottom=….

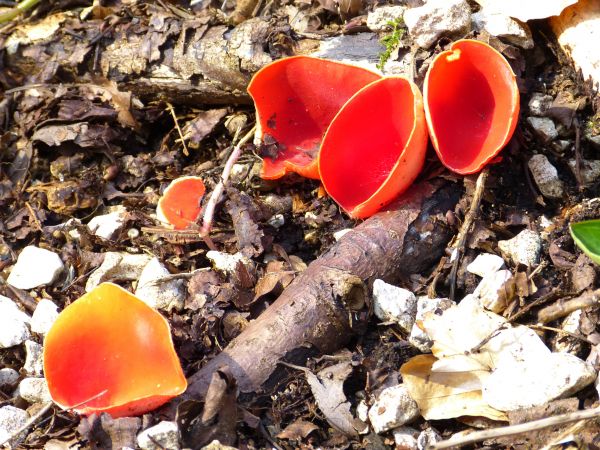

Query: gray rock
left=85, top=252, right=152, bottom=292
left=7, top=246, right=64, bottom=290
left=528, top=154, right=564, bottom=199
left=0, top=296, right=31, bottom=348
left=527, top=117, right=558, bottom=142
left=18, top=377, right=52, bottom=404
left=368, top=384, right=420, bottom=434
left=137, top=421, right=180, bottom=450
left=313, top=33, right=384, bottom=71
left=87, top=206, right=128, bottom=240
left=404, top=0, right=471, bottom=49
left=498, top=229, right=542, bottom=268
left=568, top=159, right=600, bottom=186
left=466, top=253, right=505, bottom=277
left=30, top=299, right=59, bottom=335
left=472, top=11, right=533, bottom=49
left=0, top=406, right=28, bottom=447
left=483, top=352, right=596, bottom=411
left=135, top=257, right=185, bottom=311
left=409, top=297, right=455, bottom=352
left=473, top=271, right=514, bottom=313
left=23, top=340, right=44, bottom=376
left=528, top=93, right=553, bottom=116
left=393, top=426, right=419, bottom=449
left=417, top=428, right=442, bottom=450
left=372, top=279, right=417, bottom=333
left=367, top=6, right=406, bottom=32
left=0, top=369, right=19, bottom=387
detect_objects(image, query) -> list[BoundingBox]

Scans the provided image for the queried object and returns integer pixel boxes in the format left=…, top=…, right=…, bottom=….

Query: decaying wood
left=550, top=0, right=600, bottom=88
left=185, top=182, right=460, bottom=398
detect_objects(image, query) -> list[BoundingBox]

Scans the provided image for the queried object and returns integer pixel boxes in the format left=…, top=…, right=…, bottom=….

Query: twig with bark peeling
left=537, top=288, right=600, bottom=324
left=431, top=404, right=600, bottom=449
left=449, top=168, right=489, bottom=300
left=184, top=181, right=460, bottom=398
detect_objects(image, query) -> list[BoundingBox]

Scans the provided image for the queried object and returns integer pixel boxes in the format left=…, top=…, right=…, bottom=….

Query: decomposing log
left=185, top=181, right=461, bottom=398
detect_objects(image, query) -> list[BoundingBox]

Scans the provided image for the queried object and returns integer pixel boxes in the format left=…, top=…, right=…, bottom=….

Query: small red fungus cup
left=43, top=282, right=187, bottom=418
left=319, top=76, right=428, bottom=219
left=156, top=176, right=206, bottom=230
left=424, top=39, right=520, bottom=174
left=247, top=56, right=381, bottom=180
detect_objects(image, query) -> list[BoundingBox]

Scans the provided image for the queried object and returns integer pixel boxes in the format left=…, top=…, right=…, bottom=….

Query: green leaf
left=570, top=219, right=600, bottom=265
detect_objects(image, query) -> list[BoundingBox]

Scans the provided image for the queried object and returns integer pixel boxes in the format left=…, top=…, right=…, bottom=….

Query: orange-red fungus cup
left=248, top=56, right=381, bottom=180
left=43, top=282, right=187, bottom=418
left=424, top=39, right=520, bottom=174
left=156, top=176, right=206, bottom=230
left=319, top=77, right=428, bottom=219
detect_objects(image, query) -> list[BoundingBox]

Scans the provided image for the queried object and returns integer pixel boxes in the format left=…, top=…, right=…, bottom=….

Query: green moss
left=377, top=17, right=405, bottom=71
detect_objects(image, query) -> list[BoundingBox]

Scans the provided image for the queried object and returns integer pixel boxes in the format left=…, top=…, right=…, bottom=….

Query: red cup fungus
left=156, top=176, right=206, bottom=229
left=247, top=56, right=381, bottom=180
left=424, top=39, right=520, bottom=174
left=43, top=282, right=187, bottom=418
left=319, top=77, right=428, bottom=219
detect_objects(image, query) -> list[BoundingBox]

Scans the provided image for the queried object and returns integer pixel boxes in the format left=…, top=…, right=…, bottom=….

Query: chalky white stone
left=368, top=384, right=420, bottom=434
left=30, top=299, right=59, bottom=335
left=137, top=421, right=180, bottom=450
left=7, top=246, right=64, bottom=290
left=0, top=295, right=31, bottom=348
left=404, top=0, right=471, bottom=49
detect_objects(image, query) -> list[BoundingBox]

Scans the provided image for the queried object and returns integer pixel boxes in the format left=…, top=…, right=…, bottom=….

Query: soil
left=1, top=1, right=599, bottom=449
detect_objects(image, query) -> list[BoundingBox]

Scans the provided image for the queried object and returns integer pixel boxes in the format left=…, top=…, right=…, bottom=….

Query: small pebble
left=137, top=421, right=180, bottom=450
left=409, top=297, right=455, bottom=352
left=201, top=441, right=239, bottom=450
left=23, top=340, right=44, bottom=376
left=30, top=299, right=59, bottom=335
left=417, top=428, right=442, bottom=450
left=528, top=93, right=553, bottom=116
left=356, top=400, right=369, bottom=423
left=267, top=214, right=285, bottom=229
left=527, top=117, right=558, bottom=142
left=0, top=295, right=31, bottom=349
left=393, top=426, right=419, bottom=450
left=367, top=6, right=406, bottom=31
left=466, top=253, right=505, bottom=277
left=0, top=368, right=19, bottom=387
left=472, top=11, right=533, bottom=49
left=404, top=0, right=471, bottom=49
left=87, top=206, right=128, bottom=240
left=528, top=154, right=564, bottom=199
left=568, top=159, right=600, bottom=186
left=7, top=246, right=64, bottom=290
left=498, top=229, right=542, bottom=267
left=18, top=377, right=52, bottom=403
left=0, top=406, right=28, bottom=447
left=206, top=251, right=249, bottom=276
left=372, top=279, right=417, bottom=333
left=135, top=257, right=185, bottom=311
left=368, top=384, right=419, bottom=434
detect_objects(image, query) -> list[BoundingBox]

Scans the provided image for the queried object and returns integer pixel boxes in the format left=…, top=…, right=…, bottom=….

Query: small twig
left=537, top=288, right=600, bottom=324
left=199, top=124, right=256, bottom=248
left=166, top=102, right=190, bottom=157
left=25, top=201, right=43, bottom=231
left=449, top=167, right=489, bottom=300
left=431, top=405, right=600, bottom=449
left=0, top=0, right=41, bottom=24
left=529, top=324, right=594, bottom=345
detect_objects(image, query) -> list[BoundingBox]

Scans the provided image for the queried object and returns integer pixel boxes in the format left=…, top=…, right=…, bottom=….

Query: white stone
left=30, top=299, right=59, bottom=335
left=527, top=117, right=558, bottom=142
left=473, top=271, right=514, bottom=313
left=367, top=6, right=406, bottom=32
left=0, top=368, right=19, bottom=387
left=568, top=159, right=600, bottom=186
left=409, top=297, right=455, bottom=352
left=18, top=377, right=52, bottom=403
left=200, top=441, right=238, bottom=450
left=393, top=426, right=419, bottom=450
left=0, top=406, right=28, bottom=447
left=528, top=93, right=553, bottom=116
left=137, top=421, right=180, bottom=450
left=333, top=228, right=352, bottom=241
left=417, top=428, right=442, bottom=450
left=0, top=296, right=31, bottom=348
left=466, top=253, right=505, bottom=277
left=23, top=340, right=44, bottom=376
left=85, top=252, right=152, bottom=292
left=372, top=279, right=417, bottom=333
left=368, top=384, right=419, bottom=434
left=87, top=206, right=128, bottom=240
left=498, top=229, right=542, bottom=267
left=483, top=352, right=596, bottom=411
left=404, top=0, right=471, bottom=49
left=267, top=214, right=284, bottom=229
left=528, top=154, right=564, bottom=199
left=135, top=257, right=185, bottom=311
left=356, top=400, right=369, bottom=423
left=206, top=251, right=248, bottom=276
left=472, top=11, right=533, bottom=49
left=7, top=246, right=64, bottom=290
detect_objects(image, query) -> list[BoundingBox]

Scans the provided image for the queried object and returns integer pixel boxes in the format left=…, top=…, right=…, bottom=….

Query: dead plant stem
left=166, top=102, right=190, bottom=156
left=537, top=288, right=600, bottom=324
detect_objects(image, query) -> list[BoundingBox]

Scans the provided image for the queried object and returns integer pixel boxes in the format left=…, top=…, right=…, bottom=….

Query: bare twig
left=529, top=324, right=594, bottom=345
left=166, top=102, right=190, bottom=157
left=431, top=405, right=600, bottom=449
left=537, top=288, right=600, bottom=324
left=449, top=167, right=489, bottom=300
left=199, top=124, right=256, bottom=248
left=0, top=0, right=41, bottom=24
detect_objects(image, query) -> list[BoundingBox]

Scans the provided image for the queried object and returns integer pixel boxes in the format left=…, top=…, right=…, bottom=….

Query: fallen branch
left=185, top=181, right=461, bottom=397
left=537, top=288, right=600, bottom=324
left=432, top=404, right=600, bottom=449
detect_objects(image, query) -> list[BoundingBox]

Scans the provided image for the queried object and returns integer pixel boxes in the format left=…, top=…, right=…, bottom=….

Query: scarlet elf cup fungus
left=318, top=77, right=428, bottom=219
left=424, top=39, right=520, bottom=174
left=43, top=282, right=187, bottom=418
left=247, top=56, right=381, bottom=180
left=156, top=176, right=206, bottom=229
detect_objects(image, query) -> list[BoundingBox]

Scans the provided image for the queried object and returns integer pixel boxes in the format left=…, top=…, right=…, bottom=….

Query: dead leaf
left=87, top=78, right=139, bottom=129
left=474, top=0, right=578, bottom=21
left=183, top=109, right=228, bottom=148
left=225, top=188, right=264, bottom=258
left=276, top=420, right=319, bottom=440
left=77, top=414, right=141, bottom=450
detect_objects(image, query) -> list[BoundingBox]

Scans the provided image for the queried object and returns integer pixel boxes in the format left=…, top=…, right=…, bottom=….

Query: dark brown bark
left=185, top=181, right=461, bottom=398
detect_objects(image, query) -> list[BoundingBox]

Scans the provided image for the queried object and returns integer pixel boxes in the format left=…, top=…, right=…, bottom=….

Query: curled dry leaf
left=474, top=0, right=577, bottom=22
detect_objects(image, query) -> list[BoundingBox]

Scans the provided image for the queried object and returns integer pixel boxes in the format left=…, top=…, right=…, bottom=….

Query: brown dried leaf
left=87, top=78, right=139, bottom=129
left=225, top=189, right=264, bottom=258
left=276, top=420, right=319, bottom=440
left=183, top=109, right=228, bottom=148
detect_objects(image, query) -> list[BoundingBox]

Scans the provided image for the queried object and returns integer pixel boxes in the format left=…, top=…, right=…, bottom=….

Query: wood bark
left=185, top=181, right=460, bottom=398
